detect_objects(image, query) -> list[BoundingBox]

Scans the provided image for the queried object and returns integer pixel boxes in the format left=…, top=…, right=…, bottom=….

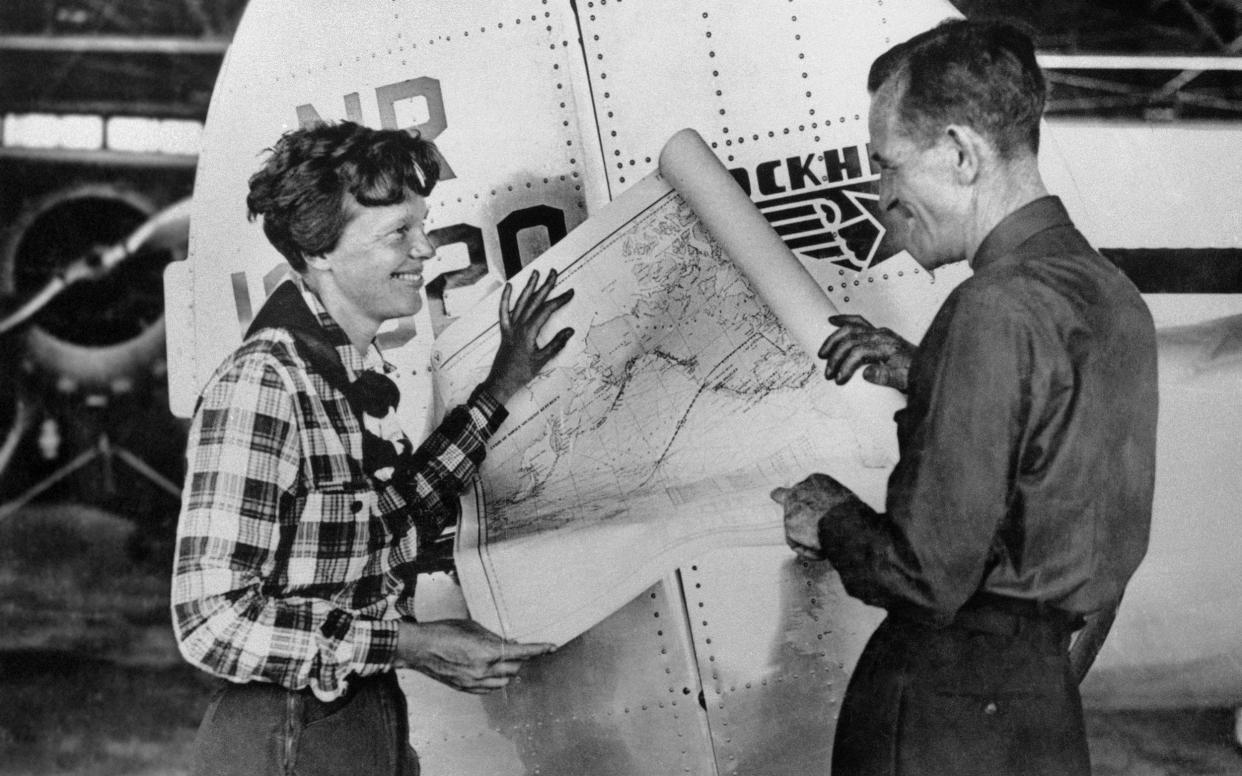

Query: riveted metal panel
left=573, top=0, right=973, bottom=351
left=681, top=547, right=885, bottom=776
left=575, top=0, right=960, bottom=198
left=407, top=573, right=717, bottom=775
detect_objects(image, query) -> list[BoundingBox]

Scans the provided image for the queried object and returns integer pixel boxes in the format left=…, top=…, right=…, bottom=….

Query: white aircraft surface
left=163, top=1, right=1242, bottom=773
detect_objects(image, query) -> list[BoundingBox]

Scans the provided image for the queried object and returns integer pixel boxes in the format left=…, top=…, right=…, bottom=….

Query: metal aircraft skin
left=163, top=1, right=1242, bottom=773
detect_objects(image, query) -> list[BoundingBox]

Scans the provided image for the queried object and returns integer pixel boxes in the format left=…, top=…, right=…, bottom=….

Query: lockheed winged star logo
left=759, top=181, right=900, bottom=272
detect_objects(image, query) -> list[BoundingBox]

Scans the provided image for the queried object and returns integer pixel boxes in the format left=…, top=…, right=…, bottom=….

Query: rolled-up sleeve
left=381, top=384, right=509, bottom=538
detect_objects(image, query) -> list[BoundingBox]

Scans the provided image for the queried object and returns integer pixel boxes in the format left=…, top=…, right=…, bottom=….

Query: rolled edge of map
left=658, top=127, right=902, bottom=467
left=658, top=128, right=837, bottom=361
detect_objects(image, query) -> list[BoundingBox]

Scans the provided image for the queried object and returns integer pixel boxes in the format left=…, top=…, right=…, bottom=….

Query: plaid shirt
left=172, top=285, right=506, bottom=700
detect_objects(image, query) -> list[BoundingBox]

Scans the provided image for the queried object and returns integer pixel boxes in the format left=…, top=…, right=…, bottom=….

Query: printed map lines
left=638, top=332, right=769, bottom=487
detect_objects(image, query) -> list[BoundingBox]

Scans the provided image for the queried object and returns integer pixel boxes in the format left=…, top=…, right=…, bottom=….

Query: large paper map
left=433, top=131, right=931, bottom=644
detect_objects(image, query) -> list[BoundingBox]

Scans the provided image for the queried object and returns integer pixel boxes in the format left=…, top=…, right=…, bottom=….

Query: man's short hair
left=246, top=121, right=441, bottom=272
left=867, top=19, right=1046, bottom=159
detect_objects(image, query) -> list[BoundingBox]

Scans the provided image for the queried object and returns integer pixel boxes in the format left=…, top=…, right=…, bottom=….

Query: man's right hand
left=771, top=472, right=854, bottom=562
left=395, top=619, right=555, bottom=694
left=818, top=314, right=915, bottom=393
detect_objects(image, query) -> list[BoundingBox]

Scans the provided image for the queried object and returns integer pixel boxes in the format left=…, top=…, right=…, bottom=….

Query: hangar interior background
left=0, top=2, right=1238, bottom=774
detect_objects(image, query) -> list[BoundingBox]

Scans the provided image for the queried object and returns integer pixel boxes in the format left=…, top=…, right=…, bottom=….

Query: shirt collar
left=970, top=195, right=1074, bottom=273
left=296, top=280, right=393, bottom=377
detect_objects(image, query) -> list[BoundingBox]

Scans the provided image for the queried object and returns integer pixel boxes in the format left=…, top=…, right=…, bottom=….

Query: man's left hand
left=771, top=473, right=854, bottom=561
left=819, top=314, right=914, bottom=392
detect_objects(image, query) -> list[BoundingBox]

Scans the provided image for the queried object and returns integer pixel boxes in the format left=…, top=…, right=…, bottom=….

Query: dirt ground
left=2, top=503, right=1240, bottom=775
left=2, top=645, right=1240, bottom=776
left=1088, top=708, right=1242, bottom=776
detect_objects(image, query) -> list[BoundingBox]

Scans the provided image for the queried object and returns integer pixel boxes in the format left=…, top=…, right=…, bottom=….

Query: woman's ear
left=303, top=253, right=331, bottom=272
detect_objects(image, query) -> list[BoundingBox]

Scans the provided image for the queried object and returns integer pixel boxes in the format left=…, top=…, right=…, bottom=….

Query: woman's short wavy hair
left=868, top=19, right=1046, bottom=160
left=246, top=121, right=441, bottom=272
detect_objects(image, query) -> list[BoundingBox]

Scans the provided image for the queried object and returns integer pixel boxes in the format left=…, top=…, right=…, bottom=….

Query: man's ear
left=944, top=124, right=987, bottom=185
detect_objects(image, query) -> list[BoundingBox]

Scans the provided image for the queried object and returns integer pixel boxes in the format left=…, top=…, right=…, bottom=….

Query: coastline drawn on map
left=432, top=129, right=927, bottom=645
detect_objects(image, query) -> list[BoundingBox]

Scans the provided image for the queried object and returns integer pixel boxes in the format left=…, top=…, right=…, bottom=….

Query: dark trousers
left=190, top=671, right=419, bottom=776
left=832, top=601, right=1090, bottom=776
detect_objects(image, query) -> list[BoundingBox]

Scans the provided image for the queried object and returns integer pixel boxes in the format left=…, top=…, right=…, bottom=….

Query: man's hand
left=771, top=473, right=855, bottom=562
left=396, top=619, right=555, bottom=694
left=480, top=269, right=574, bottom=405
left=818, top=314, right=915, bottom=393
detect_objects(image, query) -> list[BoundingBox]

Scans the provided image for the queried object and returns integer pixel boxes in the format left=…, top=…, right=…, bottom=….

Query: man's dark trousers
left=832, top=597, right=1090, bottom=776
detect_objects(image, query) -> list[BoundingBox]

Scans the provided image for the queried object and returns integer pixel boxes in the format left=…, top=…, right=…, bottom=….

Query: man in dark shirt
left=771, top=20, right=1158, bottom=776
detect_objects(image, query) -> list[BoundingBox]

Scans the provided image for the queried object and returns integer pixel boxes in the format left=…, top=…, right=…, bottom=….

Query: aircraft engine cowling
left=1, top=183, right=180, bottom=397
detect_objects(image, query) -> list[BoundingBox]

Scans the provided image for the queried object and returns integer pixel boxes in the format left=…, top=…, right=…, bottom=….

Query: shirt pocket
left=288, top=482, right=379, bottom=587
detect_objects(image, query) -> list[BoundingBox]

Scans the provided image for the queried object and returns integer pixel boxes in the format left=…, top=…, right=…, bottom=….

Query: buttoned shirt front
left=819, top=196, right=1158, bottom=623
left=172, top=283, right=506, bottom=699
